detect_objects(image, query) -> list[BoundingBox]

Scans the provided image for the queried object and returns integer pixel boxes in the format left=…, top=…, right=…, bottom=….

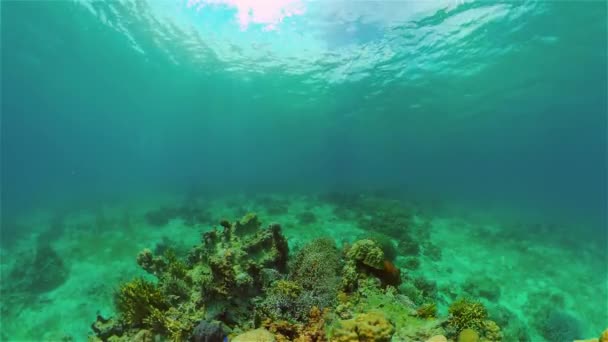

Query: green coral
left=457, top=328, right=479, bottom=342
left=341, top=239, right=401, bottom=292
left=145, top=306, right=201, bottom=342
left=273, top=280, right=302, bottom=298
left=447, top=298, right=488, bottom=334
left=162, top=249, right=189, bottom=280
left=235, top=212, right=261, bottom=236
left=136, top=249, right=166, bottom=275
left=482, top=320, right=502, bottom=341
left=115, top=278, right=169, bottom=327
left=346, top=239, right=385, bottom=269
left=289, top=238, right=341, bottom=291
left=357, top=233, right=397, bottom=261
left=100, top=214, right=290, bottom=341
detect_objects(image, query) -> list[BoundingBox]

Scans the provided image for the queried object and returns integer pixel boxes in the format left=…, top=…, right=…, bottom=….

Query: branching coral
left=114, top=278, right=169, bottom=327
left=447, top=298, right=488, bottom=334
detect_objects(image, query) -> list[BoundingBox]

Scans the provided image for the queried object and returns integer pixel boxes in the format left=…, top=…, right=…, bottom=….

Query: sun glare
left=187, top=0, right=306, bottom=31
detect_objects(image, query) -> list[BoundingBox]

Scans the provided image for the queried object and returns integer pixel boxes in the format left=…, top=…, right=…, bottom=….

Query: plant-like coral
left=289, top=238, right=341, bottom=292
left=96, top=214, right=290, bottom=341
left=446, top=298, right=488, bottom=334
left=255, top=280, right=308, bottom=322
left=137, top=249, right=166, bottom=275
left=114, top=278, right=169, bottom=327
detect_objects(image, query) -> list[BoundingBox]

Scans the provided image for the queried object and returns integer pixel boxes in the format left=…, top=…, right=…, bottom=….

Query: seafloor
left=0, top=191, right=605, bottom=341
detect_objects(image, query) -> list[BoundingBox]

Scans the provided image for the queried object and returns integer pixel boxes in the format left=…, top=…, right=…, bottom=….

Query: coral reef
left=93, top=214, right=289, bottom=341
left=91, top=203, right=504, bottom=342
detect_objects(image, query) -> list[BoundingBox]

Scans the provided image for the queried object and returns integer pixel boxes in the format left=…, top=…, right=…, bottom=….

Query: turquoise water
left=1, top=1, right=607, bottom=341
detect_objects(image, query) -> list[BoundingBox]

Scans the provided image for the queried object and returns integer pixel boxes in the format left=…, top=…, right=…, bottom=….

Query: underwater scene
left=1, top=1, right=607, bottom=341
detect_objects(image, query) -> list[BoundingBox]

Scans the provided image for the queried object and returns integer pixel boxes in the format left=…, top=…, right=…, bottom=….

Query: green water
left=1, top=0, right=607, bottom=341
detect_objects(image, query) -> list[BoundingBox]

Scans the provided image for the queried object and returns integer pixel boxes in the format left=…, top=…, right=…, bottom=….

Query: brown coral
left=261, top=307, right=328, bottom=342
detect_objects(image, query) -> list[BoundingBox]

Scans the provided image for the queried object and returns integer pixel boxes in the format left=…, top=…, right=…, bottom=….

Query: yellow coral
left=115, top=278, right=168, bottom=327
left=447, top=298, right=487, bottom=332
left=347, top=240, right=385, bottom=269
left=232, top=328, right=276, bottom=342
left=458, top=329, right=480, bottom=342
left=482, top=320, right=502, bottom=341
left=601, top=329, right=608, bottom=342
left=272, top=280, right=302, bottom=299
left=332, top=311, right=394, bottom=342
